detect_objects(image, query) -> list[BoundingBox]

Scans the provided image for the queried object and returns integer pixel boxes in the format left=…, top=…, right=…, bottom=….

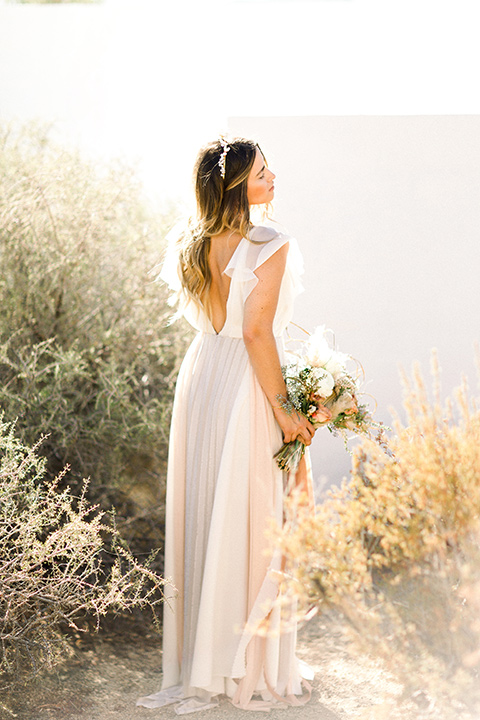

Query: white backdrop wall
left=1, top=2, right=479, bottom=494
left=229, top=115, right=480, bottom=492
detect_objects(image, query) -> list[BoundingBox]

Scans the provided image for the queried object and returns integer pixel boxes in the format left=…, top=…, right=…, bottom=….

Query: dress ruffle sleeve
left=224, top=225, right=304, bottom=304
left=222, top=224, right=304, bottom=338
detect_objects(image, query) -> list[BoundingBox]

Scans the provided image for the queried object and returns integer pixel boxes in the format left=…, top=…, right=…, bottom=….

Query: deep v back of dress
left=158, top=223, right=304, bottom=338
left=207, top=231, right=244, bottom=335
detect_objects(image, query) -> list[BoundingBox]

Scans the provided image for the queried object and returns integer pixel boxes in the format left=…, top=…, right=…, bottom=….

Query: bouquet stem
left=274, top=439, right=305, bottom=474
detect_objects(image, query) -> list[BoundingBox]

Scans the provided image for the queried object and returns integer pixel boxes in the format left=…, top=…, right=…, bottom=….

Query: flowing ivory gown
left=137, top=225, right=314, bottom=714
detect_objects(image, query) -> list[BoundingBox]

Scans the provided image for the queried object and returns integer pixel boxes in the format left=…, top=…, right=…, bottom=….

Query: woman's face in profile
left=247, top=148, right=276, bottom=206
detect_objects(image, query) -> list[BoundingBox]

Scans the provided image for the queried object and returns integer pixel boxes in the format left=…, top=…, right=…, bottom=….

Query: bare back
left=206, top=230, right=243, bottom=334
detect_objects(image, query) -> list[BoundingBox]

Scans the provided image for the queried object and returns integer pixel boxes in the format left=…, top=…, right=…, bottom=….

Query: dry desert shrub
left=0, top=122, right=191, bottom=568
left=278, top=353, right=480, bottom=718
left=0, top=418, right=166, bottom=696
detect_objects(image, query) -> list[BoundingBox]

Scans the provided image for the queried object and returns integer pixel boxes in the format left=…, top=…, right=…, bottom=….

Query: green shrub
left=278, top=354, right=480, bottom=718
left=0, top=122, right=191, bottom=566
left=0, top=418, right=165, bottom=693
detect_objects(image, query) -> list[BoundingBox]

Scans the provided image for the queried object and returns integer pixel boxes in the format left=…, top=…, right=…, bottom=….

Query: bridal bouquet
left=274, top=326, right=381, bottom=473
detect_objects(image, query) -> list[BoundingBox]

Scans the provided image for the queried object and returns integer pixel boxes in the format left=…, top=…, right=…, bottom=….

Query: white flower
left=312, top=367, right=335, bottom=398
left=305, top=326, right=349, bottom=380
left=304, top=326, right=331, bottom=367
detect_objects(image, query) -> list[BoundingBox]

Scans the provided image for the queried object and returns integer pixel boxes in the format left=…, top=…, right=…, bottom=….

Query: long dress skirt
left=137, top=228, right=313, bottom=713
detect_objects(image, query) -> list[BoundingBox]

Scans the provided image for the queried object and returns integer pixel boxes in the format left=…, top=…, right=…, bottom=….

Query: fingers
left=279, top=413, right=316, bottom=445
left=304, top=422, right=317, bottom=444
left=285, top=426, right=313, bottom=446
left=303, top=417, right=316, bottom=436
left=300, top=418, right=315, bottom=445
left=302, top=428, right=314, bottom=444
left=283, top=429, right=308, bottom=444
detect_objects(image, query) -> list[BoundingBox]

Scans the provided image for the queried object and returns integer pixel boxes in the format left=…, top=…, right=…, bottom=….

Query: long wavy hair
left=175, top=137, right=266, bottom=312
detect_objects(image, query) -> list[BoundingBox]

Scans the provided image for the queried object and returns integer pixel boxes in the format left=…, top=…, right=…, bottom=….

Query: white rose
left=305, top=326, right=348, bottom=380
left=324, top=351, right=349, bottom=380
left=313, top=368, right=335, bottom=398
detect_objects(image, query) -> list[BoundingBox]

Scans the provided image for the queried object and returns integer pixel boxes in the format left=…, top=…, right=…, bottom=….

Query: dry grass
left=0, top=418, right=166, bottom=703
left=278, top=352, right=480, bottom=718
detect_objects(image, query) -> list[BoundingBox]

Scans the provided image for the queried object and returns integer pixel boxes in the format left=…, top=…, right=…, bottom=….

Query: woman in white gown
left=137, top=138, right=315, bottom=714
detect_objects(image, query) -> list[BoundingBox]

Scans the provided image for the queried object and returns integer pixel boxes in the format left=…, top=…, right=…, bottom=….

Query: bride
left=137, top=137, right=315, bottom=714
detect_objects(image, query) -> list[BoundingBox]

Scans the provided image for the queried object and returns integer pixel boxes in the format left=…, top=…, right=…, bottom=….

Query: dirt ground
left=2, top=614, right=472, bottom=720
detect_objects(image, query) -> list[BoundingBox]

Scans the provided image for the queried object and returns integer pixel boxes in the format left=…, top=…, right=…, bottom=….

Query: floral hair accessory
left=218, top=137, right=230, bottom=179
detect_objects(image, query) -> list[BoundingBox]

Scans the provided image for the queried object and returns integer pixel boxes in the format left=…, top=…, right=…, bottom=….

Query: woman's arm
left=242, top=243, right=314, bottom=446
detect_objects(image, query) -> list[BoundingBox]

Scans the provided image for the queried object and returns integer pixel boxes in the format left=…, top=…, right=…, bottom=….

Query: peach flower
left=311, top=405, right=333, bottom=424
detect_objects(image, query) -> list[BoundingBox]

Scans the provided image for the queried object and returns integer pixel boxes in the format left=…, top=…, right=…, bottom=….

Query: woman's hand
left=273, top=406, right=315, bottom=446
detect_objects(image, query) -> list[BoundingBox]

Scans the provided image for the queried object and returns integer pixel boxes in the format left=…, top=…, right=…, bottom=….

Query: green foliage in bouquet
left=277, top=352, right=480, bottom=718
left=275, top=326, right=385, bottom=473
left=0, top=122, right=191, bottom=568
left=0, top=418, right=165, bottom=695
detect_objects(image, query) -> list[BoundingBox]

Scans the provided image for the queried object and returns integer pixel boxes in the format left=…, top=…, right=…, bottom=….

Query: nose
left=268, top=169, right=276, bottom=180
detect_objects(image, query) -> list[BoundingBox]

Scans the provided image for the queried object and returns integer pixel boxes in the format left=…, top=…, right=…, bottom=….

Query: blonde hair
left=175, top=137, right=265, bottom=312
